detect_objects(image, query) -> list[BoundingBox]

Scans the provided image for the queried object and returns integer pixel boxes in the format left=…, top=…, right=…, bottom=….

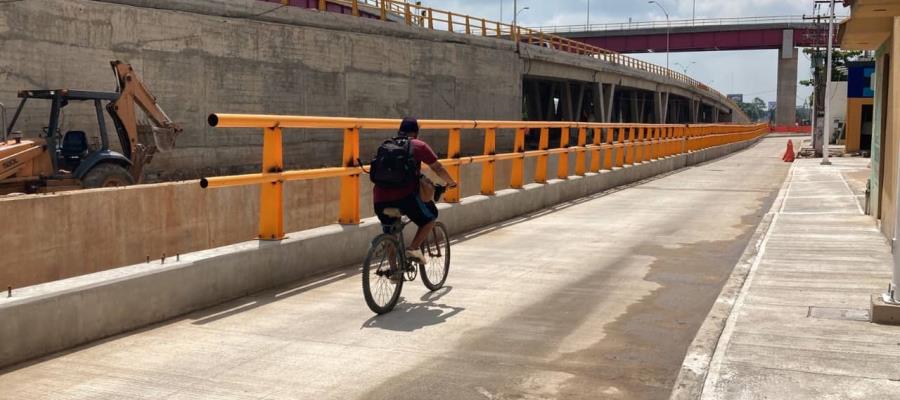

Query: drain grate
left=808, top=306, right=870, bottom=322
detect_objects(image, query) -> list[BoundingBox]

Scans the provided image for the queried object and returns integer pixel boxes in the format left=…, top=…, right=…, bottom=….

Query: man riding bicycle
left=372, top=117, right=457, bottom=264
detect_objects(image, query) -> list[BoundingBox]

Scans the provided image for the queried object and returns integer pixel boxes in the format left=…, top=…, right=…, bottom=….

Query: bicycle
left=362, top=185, right=451, bottom=314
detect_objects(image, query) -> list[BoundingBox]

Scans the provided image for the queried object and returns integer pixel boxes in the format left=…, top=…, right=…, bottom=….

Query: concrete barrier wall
left=0, top=144, right=540, bottom=289
left=0, top=138, right=760, bottom=369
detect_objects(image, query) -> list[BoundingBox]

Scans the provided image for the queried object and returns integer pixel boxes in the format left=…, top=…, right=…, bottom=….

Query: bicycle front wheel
left=362, top=234, right=404, bottom=314
left=420, top=222, right=450, bottom=291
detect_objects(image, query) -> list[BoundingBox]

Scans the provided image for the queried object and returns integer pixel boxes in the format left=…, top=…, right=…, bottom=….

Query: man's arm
left=427, top=161, right=457, bottom=187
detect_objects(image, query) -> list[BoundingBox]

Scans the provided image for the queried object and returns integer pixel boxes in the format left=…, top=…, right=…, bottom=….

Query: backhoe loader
left=0, top=61, right=181, bottom=194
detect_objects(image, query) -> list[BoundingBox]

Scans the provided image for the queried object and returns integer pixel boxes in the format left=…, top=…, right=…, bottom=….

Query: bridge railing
left=530, top=15, right=827, bottom=33
left=270, top=0, right=737, bottom=112
left=201, top=114, right=768, bottom=240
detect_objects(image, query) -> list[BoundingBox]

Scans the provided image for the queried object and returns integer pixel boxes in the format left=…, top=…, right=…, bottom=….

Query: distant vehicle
left=0, top=61, right=181, bottom=194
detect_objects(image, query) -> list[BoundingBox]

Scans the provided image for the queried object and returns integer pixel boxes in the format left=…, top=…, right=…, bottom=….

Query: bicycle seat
left=383, top=208, right=403, bottom=218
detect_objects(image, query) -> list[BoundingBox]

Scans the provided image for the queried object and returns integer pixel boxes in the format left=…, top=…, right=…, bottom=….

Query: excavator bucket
left=137, top=121, right=177, bottom=152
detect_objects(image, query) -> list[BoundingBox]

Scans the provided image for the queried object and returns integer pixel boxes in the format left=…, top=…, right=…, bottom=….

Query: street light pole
left=649, top=1, right=670, bottom=71
left=692, top=0, right=696, bottom=25
left=822, top=0, right=834, bottom=166
left=514, top=0, right=518, bottom=53
left=587, top=0, right=591, bottom=28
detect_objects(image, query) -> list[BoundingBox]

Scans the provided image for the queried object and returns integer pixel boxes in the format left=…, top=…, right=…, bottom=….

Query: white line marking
left=837, top=170, right=866, bottom=215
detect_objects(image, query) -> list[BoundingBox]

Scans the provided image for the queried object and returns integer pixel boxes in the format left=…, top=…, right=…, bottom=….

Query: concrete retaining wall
left=0, top=0, right=522, bottom=179
left=0, top=138, right=760, bottom=369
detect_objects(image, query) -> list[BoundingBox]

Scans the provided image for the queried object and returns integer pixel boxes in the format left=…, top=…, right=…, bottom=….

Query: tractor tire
left=81, top=163, right=134, bottom=189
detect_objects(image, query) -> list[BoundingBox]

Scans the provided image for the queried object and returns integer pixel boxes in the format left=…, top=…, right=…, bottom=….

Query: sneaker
left=375, top=266, right=402, bottom=283
left=405, top=249, right=427, bottom=264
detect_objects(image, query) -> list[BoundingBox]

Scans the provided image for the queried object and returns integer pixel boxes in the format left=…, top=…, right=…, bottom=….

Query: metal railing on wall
left=270, top=0, right=738, bottom=111
left=529, top=15, right=831, bottom=33
left=200, top=114, right=768, bottom=240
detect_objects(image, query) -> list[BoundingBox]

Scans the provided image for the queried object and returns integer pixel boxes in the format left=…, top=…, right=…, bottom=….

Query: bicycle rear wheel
left=362, top=234, right=404, bottom=314
left=420, top=222, right=450, bottom=291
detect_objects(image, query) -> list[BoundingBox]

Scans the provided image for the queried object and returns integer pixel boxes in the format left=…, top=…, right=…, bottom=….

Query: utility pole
left=804, top=8, right=828, bottom=152
left=649, top=1, right=670, bottom=71
left=587, top=0, right=590, bottom=28
left=821, top=0, right=834, bottom=166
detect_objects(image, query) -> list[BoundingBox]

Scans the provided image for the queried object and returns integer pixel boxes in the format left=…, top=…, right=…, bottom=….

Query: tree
left=738, top=97, right=768, bottom=122
left=800, top=49, right=866, bottom=117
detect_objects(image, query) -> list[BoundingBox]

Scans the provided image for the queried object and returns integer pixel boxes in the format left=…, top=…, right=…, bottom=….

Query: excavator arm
left=107, top=61, right=182, bottom=182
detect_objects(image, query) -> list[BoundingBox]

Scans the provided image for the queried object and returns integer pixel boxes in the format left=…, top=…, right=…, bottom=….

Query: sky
left=415, top=0, right=842, bottom=107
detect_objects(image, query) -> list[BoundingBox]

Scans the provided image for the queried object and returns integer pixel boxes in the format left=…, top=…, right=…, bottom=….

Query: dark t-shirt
left=373, top=138, right=438, bottom=203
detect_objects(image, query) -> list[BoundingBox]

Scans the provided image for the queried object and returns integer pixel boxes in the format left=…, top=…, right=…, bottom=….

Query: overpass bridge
left=534, top=15, right=837, bottom=127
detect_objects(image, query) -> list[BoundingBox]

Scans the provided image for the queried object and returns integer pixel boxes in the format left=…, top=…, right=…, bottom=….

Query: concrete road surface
left=0, top=138, right=791, bottom=400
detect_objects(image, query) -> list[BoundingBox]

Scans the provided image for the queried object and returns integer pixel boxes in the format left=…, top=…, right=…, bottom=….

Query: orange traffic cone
left=782, top=140, right=795, bottom=162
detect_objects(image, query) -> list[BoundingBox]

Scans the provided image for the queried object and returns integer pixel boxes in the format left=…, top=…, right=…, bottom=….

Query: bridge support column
left=690, top=99, right=700, bottom=123
left=776, top=44, right=798, bottom=126
left=630, top=91, right=640, bottom=122
left=561, top=82, right=575, bottom=121
left=603, top=83, right=616, bottom=122
left=655, top=91, right=670, bottom=123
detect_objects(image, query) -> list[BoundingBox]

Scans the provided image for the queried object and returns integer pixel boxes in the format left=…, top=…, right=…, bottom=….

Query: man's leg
left=409, top=220, right=436, bottom=250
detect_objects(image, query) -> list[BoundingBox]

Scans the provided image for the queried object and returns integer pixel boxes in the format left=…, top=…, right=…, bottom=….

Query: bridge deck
left=0, top=138, right=791, bottom=400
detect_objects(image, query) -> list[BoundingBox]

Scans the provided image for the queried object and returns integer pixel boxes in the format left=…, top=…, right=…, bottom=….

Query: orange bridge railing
left=201, top=114, right=768, bottom=240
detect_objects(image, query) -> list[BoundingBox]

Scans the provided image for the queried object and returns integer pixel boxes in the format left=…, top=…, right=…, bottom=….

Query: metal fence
left=201, top=113, right=768, bottom=239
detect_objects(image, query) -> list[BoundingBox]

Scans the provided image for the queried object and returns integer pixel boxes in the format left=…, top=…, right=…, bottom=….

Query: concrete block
left=870, top=294, right=900, bottom=325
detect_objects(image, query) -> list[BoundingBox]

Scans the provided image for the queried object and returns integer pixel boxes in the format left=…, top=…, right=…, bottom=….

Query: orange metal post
left=575, top=127, right=587, bottom=176
left=481, top=128, right=496, bottom=195
left=664, top=128, right=681, bottom=157
left=259, top=127, right=285, bottom=240
left=428, top=9, right=434, bottom=29
left=465, top=15, right=471, bottom=34
left=481, top=18, right=486, bottom=36
left=338, top=128, right=360, bottom=224
left=510, top=128, right=526, bottom=188
left=352, top=0, right=359, bottom=17
left=625, top=127, right=635, bottom=165
left=590, top=127, right=601, bottom=172
left=535, top=128, right=549, bottom=183
left=445, top=128, right=461, bottom=202
left=604, top=128, right=614, bottom=170
left=557, top=128, right=570, bottom=179
left=615, top=128, right=625, bottom=168
left=635, top=127, right=645, bottom=163
left=319, top=0, right=326, bottom=11
left=380, top=1, right=387, bottom=20
left=448, top=12, right=454, bottom=32
left=405, top=3, right=412, bottom=25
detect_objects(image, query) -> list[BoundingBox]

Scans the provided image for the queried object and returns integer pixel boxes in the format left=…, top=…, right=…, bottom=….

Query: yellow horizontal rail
left=201, top=113, right=767, bottom=240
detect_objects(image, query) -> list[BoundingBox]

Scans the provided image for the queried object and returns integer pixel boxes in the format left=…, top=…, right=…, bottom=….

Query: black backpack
left=369, top=137, right=418, bottom=188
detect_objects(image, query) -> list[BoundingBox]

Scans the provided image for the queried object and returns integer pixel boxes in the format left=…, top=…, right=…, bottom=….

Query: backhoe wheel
left=81, top=163, right=134, bottom=189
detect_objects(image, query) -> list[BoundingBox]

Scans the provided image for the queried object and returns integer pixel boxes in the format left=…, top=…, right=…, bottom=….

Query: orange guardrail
left=292, top=0, right=739, bottom=112
left=200, top=114, right=767, bottom=240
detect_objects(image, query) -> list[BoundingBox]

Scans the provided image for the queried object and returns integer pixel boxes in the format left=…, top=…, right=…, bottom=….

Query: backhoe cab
left=0, top=61, right=181, bottom=195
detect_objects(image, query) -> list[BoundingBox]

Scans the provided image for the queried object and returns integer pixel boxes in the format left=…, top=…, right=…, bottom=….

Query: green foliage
left=800, top=49, right=865, bottom=87
left=737, top=97, right=769, bottom=122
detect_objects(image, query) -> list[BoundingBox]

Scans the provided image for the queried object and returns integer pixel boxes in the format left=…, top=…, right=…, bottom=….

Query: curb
left=668, top=160, right=794, bottom=399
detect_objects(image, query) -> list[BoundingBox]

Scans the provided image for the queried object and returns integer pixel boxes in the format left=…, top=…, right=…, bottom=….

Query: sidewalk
left=675, top=154, right=900, bottom=399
